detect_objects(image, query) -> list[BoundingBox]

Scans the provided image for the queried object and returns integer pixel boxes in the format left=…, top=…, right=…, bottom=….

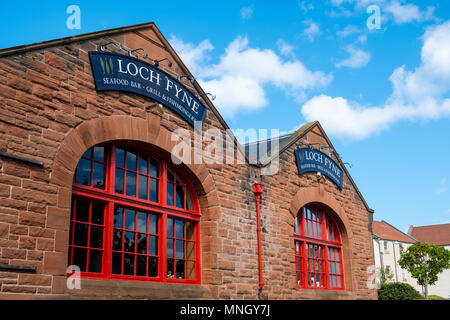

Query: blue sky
left=1, top=0, right=449, bottom=232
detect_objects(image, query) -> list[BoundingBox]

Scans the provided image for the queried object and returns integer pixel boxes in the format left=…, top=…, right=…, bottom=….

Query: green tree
left=398, top=242, right=450, bottom=299
left=378, top=266, right=394, bottom=285
left=377, top=282, right=423, bottom=300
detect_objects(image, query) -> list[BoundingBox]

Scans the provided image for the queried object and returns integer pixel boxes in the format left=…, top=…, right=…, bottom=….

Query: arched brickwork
left=47, top=113, right=220, bottom=297
left=289, top=187, right=356, bottom=293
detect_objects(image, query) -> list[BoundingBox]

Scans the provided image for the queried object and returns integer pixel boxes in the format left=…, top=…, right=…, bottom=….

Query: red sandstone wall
left=0, top=25, right=376, bottom=299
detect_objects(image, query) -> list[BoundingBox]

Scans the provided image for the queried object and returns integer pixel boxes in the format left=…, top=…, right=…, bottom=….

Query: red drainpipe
left=253, top=183, right=264, bottom=290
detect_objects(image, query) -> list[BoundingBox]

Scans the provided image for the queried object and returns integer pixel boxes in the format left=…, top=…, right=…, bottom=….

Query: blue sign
left=88, top=51, right=207, bottom=127
left=294, top=148, right=343, bottom=189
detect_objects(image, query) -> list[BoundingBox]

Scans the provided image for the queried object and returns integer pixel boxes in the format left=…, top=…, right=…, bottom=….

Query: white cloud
left=170, top=36, right=332, bottom=117
left=303, top=20, right=321, bottom=42
left=240, top=6, right=254, bottom=20
left=436, top=177, right=447, bottom=195
left=336, top=45, right=371, bottom=68
left=385, top=1, right=421, bottom=24
left=301, top=20, right=450, bottom=139
left=276, top=39, right=295, bottom=57
left=337, top=24, right=361, bottom=37
left=299, top=1, right=314, bottom=14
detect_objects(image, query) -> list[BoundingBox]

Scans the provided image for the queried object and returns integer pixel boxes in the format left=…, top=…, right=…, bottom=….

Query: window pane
left=92, top=162, right=105, bottom=189
left=112, top=252, right=122, bottom=274
left=148, top=257, right=158, bottom=277
left=176, top=185, right=185, bottom=209
left=136, top=233, right=147, bottom=254
left=113, top=229, right=123, bottom=251
left=136, top=255, right=146, bottom=277
left=167, top=239, right=174, bottom=257
left=75, top=199, right=90, bottom=222
left=186, top=222, right=195, bottom=241
left=186, top=241, right=195, bottom=261
left=149, top=178, right=158, bottom=202
left=124, top=231, right=135, bottom=252
left=150, top=159, right=159, bottom=177
left=176, top=260, right=185, bottom=279
left=167, top=182, right=174, bottom=206
left=115, top=168, right=124, bottom=194
left=125, top=209, right=135, bottom=230
left=91, top=202, right=104, bottom=225
left=176, top=240, right=185, bottom=259
left=167, top=170, right=174, bottom=182
left=167, top=259, right=174, bottom=279
left=76, top=158, right=91, bottom=186
left=127, top=151, right=137, bottom=171
left=138, top=175, right=148, bottom=200
left=139, top=155, right=148, bottom=174
left=72, top=247, right=87, bottom=272
left=126, top=172, right=136, bottom=197
left=149, top=214, right=157, bottom=234
left=149, top=236, right=157, bottom=256
left=176, top=220, right=185, bottom=239
left=186, top=191, right=194, bottom=211
left=90, top=226, right=103, bottom=248
left=167, top=218, right=174, bottom=237
left=88, top=250, right=102, bottom=273
left=114, top=207, right=123, bottom=228
left=123, top=254, right=135, bottom=275
left=74, top=223, right=88, bottom=247
left=136, top=212, right=147, bottom=233
left=93, top=146, right=105, bottom=162
left=186, top=261, right=195, bottom=280
left=82, top=148, right=92, bottom=159
left=116, top=148, right=125, bottom=168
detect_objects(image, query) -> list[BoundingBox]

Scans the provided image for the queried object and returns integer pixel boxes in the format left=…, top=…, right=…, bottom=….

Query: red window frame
left=294, top=205, right=344, bottom=290
left=68, top=143, right=201, bottom=285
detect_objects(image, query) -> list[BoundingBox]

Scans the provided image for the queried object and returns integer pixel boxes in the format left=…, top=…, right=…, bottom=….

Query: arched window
left=294, top=205, right=344, bottom=290
left=68, top=143, right=200, bottom=284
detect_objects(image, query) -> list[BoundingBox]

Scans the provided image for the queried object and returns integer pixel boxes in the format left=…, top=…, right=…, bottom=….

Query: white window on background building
left=383, top=241, right=388, bottom=251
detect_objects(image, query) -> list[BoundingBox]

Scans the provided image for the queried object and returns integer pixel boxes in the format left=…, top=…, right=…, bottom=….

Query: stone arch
left=289, top=187, right=356, bottom=293
left=48, top=113, right=220, bottom=296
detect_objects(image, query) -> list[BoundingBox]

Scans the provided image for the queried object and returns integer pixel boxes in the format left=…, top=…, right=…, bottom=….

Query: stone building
left=0, top=22, right=377, bottom=299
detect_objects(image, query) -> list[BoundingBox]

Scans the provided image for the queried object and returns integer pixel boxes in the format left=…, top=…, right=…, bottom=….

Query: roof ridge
left=380, top=220, right=418, bottom=242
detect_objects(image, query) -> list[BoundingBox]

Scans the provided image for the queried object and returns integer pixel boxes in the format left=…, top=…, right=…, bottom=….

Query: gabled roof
left=0, top=23, right=373, bottom=214
left=409, top=223, right=450, bottom=246
left=373, top=220, right=417, bottom=243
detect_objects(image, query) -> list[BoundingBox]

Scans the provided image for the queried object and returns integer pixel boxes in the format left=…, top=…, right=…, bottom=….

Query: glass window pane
left=114, top=207, right=123, bottom=228
left=176, top=260, right=185, bottom=279
left=126, top=172, right=136, bottom=197
left=148, top=236, right=157, bottom=256
left=82, top=148, right=92, bottom=159
left=75, top=199, right=90, bottom=222
left=112, top=252, right=122, bottom=274
left=123, top=254, right=135, bottom=275
left=167, top=218, right=174, bottom=237
left=176, top=240, right=185, bottom=259
left=167, top=182, right=174, bottom=206
left=186, top=222, right=195, bottom=241
left=136, top=233, right=147, bottom=254
left=187, top=261, right=195, bottom=280
left=336, top=262, right=340, bottom=274
left=136, top=212, right=147, bottom=233
left=139, top=155, right=148, bottom=174
left=124, top=231, right=135, bottom=253
left=125, top=209, right=135, bottom=230
left=148, top=214, right=157, bottom=235
left=167, top=259, right=174, bottom=279
left=149, top=178, right=158, bottom=202
left=126, top=151, right=137, bottom=171
left=186, top=191, right=194, bottom=211
left=186, top=241, right=195, bottom=261
left=115, top=168, right=124, bottom=194
left=148, top=257, right=158, bottom=277
left=116, top=148, right=125, bottom=168
left=136, top=255, right=146, bottom=277
left=167, top=170, right=174, bottom=182
left=72, top=247, right=87, bottom=272
left=91, top=202, right=104, bottom=225
left=176, top=185, right=185, bottom=209
left=337, top=276, right=341, bottom=288
left=113, top=229, right=123, bottom=251
left=176, top=220, right=185, bottom=239
left=88, top=250, right=102, bottom=273
left=138, top=175, right=148, bottom=200
left=150, top=159, right=159, bottom=177
left=167, top=239, right=174, bottom=257
left=93, top=146, right=105, bottom=162
left=74, top=223, right=88, bottom=247
left=90, top=226, right=103, bottom=248
left=76, top=158, right=91, bottom=186
left=92, top=162, right=105, bottom=189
